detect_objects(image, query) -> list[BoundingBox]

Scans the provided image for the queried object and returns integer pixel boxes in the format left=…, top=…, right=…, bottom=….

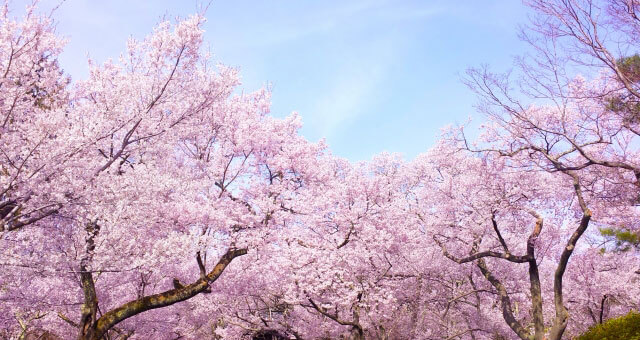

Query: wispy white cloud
left=308, top=35, right=399, bottom=138
left=296, top=3, right=444, bottom=138
left=209, top=0, right=444, bottom=48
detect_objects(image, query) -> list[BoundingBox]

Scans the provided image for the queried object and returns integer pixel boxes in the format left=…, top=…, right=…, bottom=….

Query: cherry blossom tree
left=447, top=0, right=640, bottom=338
left=417, top=134, right=639, bottom=340
left=199, top=154, right=492, bottom=340
left=466, top=0, right=640, bottom=205
left=0, top=2, right=68, bottom=233
left=1, top=5, right=328, bottom=339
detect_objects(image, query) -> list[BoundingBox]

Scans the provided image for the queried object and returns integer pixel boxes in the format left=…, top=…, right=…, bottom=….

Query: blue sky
left=34, top=0, right=529, bottom=161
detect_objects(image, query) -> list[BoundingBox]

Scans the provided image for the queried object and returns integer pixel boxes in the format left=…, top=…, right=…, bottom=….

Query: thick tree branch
left=476, top=259, right=530, bottom=340
left=491, top=213, right=510, bottom=253
left=337, top=222, right=355, bottom=249
left=548, top=176, right=592, bottom=340
left=527, top=211, right=545, bottom=340
left=435, top=236, right=530, bottom=264
left=79, top=221, right=100, bottom=340
left=89, top=248, right=247, bottom=339
left=307, top=298, right=364, bottom=338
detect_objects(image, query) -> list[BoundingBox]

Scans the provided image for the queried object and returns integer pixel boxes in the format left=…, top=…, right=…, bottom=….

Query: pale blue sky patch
left=31, top=0, right=530, bottom=161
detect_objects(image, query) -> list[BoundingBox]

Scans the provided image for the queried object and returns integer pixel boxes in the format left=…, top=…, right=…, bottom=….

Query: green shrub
left=600, top=227, right=640, bottom=252
left=576, top=311, right=640, bottom=340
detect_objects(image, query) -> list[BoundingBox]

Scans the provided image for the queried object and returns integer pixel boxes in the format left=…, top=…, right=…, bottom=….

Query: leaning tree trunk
left=77, top=248, right=247, bottom=340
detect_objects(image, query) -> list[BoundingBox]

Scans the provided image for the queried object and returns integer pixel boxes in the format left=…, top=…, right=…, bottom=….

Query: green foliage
left=606, top=55, right=640, bottom=122
left=600, top=227, right=640, bottom=252
left=618, top=55, right=640, bottom=82
left=606, top=95, right=640, bottom=118
left=576, top=311, right=640, bottom=340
